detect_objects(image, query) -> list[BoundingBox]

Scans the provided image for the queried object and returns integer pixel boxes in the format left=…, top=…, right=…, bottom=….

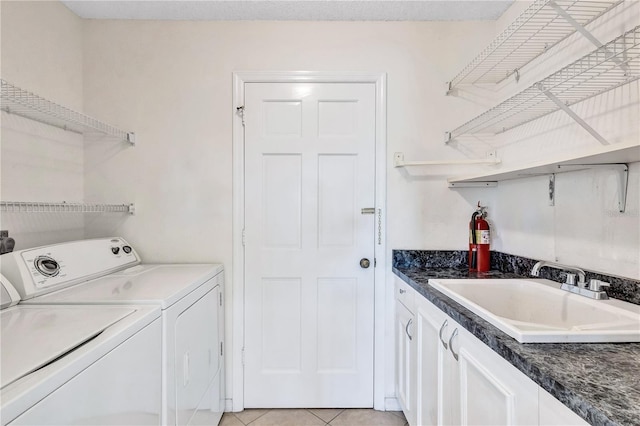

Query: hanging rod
left=394, top=152, right=501, bottom=167
left=446, top=0, right=622, bottom=90
left=0, top=79, right=135, bottom=145
left=0, top=201, right=135, bottom=215
left=447, top=25, right=640, bottom=142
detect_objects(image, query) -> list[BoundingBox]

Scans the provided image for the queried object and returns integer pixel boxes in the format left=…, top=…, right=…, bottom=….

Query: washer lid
left=0, top=305, right=135, bottom=389
left=0, top=274, right=21, bottom=310
left=27, top=264, right=223, bottom=309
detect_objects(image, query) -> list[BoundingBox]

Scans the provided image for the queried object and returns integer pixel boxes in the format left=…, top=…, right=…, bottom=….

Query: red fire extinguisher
left=469, top=202, right=490, bottom=272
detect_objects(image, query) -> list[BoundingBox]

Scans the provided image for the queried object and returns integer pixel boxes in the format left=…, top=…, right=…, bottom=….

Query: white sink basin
left=428, top=278, right=640, bottom=343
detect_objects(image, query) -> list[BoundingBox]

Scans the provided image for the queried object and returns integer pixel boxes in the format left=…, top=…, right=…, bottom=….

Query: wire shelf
left=448, top=0, right=623, bottom=88
left=448, top=25, right=640, bottom=139
left=0, top=79, right=135, bottom=144
left=0, top=201, right=135, bottom=214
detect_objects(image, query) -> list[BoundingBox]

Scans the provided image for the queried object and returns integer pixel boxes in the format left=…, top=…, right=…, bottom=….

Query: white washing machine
left=2, top=237, right=225, bottom=426
left=0, top=274, right=162, bottom=425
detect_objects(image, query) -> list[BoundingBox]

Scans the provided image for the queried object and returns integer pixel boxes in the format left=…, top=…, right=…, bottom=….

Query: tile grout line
left=305, top=409, right=330, bottom=425
left=245, top=409, right=270, bottom=425
left=236, top=412, right=250, bottom=426
left=228, top=408, right=407, bottom=426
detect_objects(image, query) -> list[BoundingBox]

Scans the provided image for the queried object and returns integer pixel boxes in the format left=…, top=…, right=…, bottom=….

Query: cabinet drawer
left=395, top=278, right=415, bottom=312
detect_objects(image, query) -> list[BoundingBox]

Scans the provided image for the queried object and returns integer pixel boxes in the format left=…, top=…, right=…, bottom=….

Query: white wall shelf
left=447, top=141, right=639, bottom=212
left=446, top=25, right=640, bottom=143
left=0, top=202, right=135, bottom=215
left=393, top=152, right=501, bottom=167
left=446, top=0, right=623, bottom=90
left=0, top=79, right=135, bottom=145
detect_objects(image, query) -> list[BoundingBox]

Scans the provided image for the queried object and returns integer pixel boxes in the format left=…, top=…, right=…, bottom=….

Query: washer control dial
left=34, top=255, right=60, bottom=277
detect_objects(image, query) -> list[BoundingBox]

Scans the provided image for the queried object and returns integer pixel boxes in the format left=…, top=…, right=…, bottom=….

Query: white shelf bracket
left=556, top=163, right=629, bottom=212
left=536, top=83, right=610, bottom=146
left=128, top=203, right=136, bottom=215
left=394, top=152, right=501, bottom=168
left=448, top=182, right=498, bottom=188
left=548, top=1, right=629, bottom=73
left=126, top=133, right=136, bottom=146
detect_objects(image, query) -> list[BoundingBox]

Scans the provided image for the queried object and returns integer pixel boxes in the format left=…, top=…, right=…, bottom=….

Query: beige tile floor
left=221, top=409, right=408, bottom=426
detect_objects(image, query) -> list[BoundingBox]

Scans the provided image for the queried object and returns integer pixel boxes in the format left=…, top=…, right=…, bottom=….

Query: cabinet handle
left=399, top=289, right=406, bottom=294
left=449, top=328, right=459, bottom=361
left=405, top=318, right=413, bottom=341
left=439, top=320, right=449, bottom=349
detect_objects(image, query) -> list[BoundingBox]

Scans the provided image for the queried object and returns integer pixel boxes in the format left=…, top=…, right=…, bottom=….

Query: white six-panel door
left=243, top=82, right=376, bottom=407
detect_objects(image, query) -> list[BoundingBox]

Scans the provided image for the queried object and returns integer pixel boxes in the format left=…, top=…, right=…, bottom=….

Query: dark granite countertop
left=393, top=265, right=640, bottom=426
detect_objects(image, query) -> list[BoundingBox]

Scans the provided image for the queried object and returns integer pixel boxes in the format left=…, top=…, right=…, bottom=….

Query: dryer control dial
left=34, top=255, right=60, bottom=277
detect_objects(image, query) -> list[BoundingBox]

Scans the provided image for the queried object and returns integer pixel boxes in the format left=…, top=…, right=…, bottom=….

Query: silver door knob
left=360, top=258, right=370, bottom=268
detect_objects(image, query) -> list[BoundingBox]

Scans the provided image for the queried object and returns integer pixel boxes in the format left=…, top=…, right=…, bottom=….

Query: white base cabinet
left=539, top=389, right=588, bottom=426
left=395, top=278, right=588, bottom=426
left=395, top=279, right=417, bottom=426
left=414, top=293, right=447, bottom=426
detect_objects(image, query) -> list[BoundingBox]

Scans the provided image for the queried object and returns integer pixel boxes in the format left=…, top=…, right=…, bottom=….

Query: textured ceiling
left=61, top=0, right=515, bottom=21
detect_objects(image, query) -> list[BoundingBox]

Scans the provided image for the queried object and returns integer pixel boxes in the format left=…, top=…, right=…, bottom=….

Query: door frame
left=232, top=71, right=387, bottom=411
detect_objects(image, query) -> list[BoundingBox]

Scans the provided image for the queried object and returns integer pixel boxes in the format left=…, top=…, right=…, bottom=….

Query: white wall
left=0, top=1, right=85, bottom=248
left=80, top=19, right=498, bottom=261
left=79, top=18, right=497, bottom=408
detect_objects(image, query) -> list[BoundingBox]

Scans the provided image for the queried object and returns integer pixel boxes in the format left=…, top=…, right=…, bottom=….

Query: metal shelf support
left=555, top=164, right=629, bottom=212
left=536, top=83, right=610, bottom=146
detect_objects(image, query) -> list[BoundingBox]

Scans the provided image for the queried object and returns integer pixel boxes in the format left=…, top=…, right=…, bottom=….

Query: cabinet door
left=175, top=289, right=219, bottom=426
left=539, top=388, right=588, bottom=426
left=451, top=325, right=539, bottom=425
left=415, top=297, right=449, bottom=426
left=396, top=299, right=416, bottom=425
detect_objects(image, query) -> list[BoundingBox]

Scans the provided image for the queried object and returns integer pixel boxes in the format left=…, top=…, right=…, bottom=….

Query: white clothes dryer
left=2, top=238, right=225, bottom=426
left=0, top=274, right=162, bottom=425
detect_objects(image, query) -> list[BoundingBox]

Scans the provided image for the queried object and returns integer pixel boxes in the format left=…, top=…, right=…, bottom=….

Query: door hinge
left=241, top=347, right=245, bottom=366
left=236, top=105, right=245, bottom=126
left=220, top=342, right=224, bottom=357
left=242, top=228, right=246, bottom=246
left=219, top=292, right=223, bottom=306
left=374, top=258, right=377, bottom=267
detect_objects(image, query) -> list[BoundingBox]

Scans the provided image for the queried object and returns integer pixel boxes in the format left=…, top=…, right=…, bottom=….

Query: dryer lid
left=0, top=305, right=135, bottom=389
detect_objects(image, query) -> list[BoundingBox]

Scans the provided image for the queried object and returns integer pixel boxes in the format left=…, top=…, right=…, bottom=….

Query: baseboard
left=385, top=397, right=402, bottom=412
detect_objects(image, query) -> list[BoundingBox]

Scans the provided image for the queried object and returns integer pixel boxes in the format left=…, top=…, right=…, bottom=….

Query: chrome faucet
left=530, top=261, right=587, bottom=287
left=530, top=260, right=610, bottom=300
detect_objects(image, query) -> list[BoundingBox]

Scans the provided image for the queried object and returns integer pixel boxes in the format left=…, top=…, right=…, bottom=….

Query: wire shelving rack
left=1, top=79, right=135, bottom=144
left=447, top=0, right=623, bottom=89
left=447, top=25, right=640, bottom=141
left=0, top=202, right=135, bottom=215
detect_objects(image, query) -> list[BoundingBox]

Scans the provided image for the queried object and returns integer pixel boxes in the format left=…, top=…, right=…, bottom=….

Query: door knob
left=360, top=258, right=370, bottom=269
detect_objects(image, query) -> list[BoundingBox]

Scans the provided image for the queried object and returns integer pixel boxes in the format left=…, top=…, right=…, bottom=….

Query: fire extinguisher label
left=470, top=230, right=490, bottom=244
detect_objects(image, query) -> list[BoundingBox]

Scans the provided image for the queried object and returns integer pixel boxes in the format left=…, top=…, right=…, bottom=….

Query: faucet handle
left=589, top=279, right=611, bottom=292
left=564, top=273, right=577, bottom=285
